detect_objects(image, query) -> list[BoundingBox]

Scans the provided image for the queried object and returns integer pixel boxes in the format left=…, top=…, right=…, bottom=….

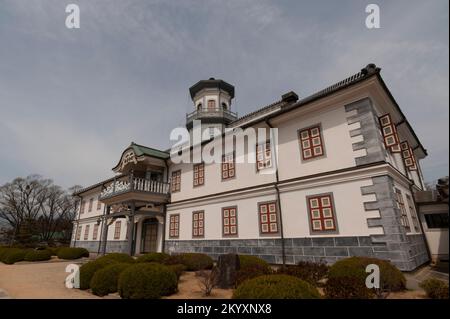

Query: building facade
left=72, top=64, right=430, bottom=271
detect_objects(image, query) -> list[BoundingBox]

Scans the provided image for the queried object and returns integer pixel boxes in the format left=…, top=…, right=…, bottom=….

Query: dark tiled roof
left=129, top=142, right=170, bottom=159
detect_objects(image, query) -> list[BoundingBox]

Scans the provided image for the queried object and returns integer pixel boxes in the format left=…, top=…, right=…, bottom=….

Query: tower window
left=197, top=103, right=202, bottom=111
left=222, top=102, right=228, bottom=110
left=207, top=100, right=216, bottom=110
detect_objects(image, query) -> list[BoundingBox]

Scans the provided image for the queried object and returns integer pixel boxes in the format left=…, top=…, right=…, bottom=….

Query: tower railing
left=186, top=108, right=238, bottom=123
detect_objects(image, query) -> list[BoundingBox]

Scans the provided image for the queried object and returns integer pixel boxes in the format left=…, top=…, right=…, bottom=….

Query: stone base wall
left=165, top=236, right=385, bottom=265
left=71, top=240, right=128, bottom=254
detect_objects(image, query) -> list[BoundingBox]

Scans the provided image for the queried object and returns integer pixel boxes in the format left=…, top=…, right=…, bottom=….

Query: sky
left=0, top=0, right=448, bottom=189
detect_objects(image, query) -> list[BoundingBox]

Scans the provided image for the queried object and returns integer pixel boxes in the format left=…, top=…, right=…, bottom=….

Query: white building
left=72, top=64, right=430, bottom=271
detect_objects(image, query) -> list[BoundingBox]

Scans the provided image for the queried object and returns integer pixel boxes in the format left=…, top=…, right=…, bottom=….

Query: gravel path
left=0, top=260, right=103, bottom=299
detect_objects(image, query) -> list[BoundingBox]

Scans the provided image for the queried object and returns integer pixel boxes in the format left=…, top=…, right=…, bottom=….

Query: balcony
left=186, top=108, right=238, bottom=129
left=99, top=176, right=170, bottom=206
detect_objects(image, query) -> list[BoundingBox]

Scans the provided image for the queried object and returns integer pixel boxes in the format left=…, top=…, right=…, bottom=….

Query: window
left=258, top=201, right=279, bottom=234
left=307, top=194, right=337, bottom=232
left=395, top=189, right=411, bottom=232
left=88, top=198, right=93, bottom=212
left=92, top=224, right=99, bottom=240
left=114, top=221, right=121, bottom=240
left=207, top=99, right=216, bottom=110
left=197, top=103, right=202, bottom=111
left=256, top=141, right=272, bottom=171
left=208, top=127, right=215, bottom=139
left=76, top=226, right=82, bottom=240
left=84, top=225, right=90, bottom=240
left=97, top=196, right=102, bottom=210
left=379, top=114, right=400, bottom=152
left=222, top=207, right=238, bottom=236
left=193, top=163, right=205, bottom=187
left=169, top=214, right=180, bottom=238
left=406, top=194, right=420, bottom=232
left=192, top=211, right=204, bottom=238
left=171, top=170, right=181, bottom=192
left=425, top=213, right=449, bottom=229
left=400, top=141, right=418, bottom=171
left=222, top=102, right=228, bottom=110
left=80, top=200, right=85, bottom=215
left=298, top=126, right=324, bottom=160
left=222, top=153, right=235, bottom=180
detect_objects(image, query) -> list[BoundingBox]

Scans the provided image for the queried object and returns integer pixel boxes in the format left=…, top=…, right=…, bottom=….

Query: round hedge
left=0, top=247, right=13, bottom=261
left=233, top=275, right=321, bottom=299
left=90, top=263, right=132, bottom=296
left=57, top=247, right=89, bottom=260
left=80, top=259, right=118, bottom=290
left=96, top=253, right=135, bottom=264
left=167, top=264, right=186, bottom=281
left=46, top=247, right=61, bottom=256
left=239, top=255, right=270, bottom=271
left=325, top=257, right=406, bottom=299
left=118, top=263, right=178, bottom=299
left=1, top=248, right=30, bottom=264
left=179, top=253, right=213, bottom=271
left=24, top=249, right=52, bottom=262
left=136, top=252, right=170, bottom=264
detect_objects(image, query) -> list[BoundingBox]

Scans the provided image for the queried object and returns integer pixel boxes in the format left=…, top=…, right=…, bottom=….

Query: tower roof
left=189, top=78, right=235, bottom=99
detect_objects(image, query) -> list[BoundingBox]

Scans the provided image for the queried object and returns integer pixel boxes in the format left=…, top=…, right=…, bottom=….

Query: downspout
left=265, top=119, right=286, bottom=266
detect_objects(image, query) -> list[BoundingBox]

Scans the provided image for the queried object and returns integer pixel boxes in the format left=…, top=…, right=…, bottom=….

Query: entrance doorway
left=142, top=218, right=158, bottom=253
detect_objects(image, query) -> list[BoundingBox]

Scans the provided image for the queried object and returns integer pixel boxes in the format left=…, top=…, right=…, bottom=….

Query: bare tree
left=196, top=268, right=219, bottom=296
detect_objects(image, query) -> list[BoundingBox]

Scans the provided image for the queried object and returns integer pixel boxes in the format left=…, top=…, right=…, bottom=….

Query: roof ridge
left=130, top=142, right=169, bottom=154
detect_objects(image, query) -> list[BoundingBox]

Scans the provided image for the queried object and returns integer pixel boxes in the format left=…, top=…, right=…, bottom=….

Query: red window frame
left=400, top=141, right=418, bottom=171
left=92, top=224, right=99, bottom=240
left=395, top=189, right=411, bottom=232
left=169, top=214, right=180, bottom=238
left=88, top=198, right=93, bottom=212
left=97, top=196, right=102, bottom=210
left=193, top=163, right=205, bottom=187
left=84, top=225, right=90, bottom=240
left=256, top=141, right=272, bottom=171
left=171, top=170, right=181, bottom=192
left=379, top=114, right=400, bottom=152
left=114, top=221, right=121, bottom=240
left=192, top=211, right=204, bottom=238
left=298, top=126, right=324, bottom=160
left=80, top=200, right=85, bottom=215
left=307, top=194, right=337, bottom=232
left=207, top=99, right=216, bottom=110
left=258, top=201, right=279, bottom=234
left=222, top=153, right=235, bottom=180
left=222, top=207, right=238, bottom=236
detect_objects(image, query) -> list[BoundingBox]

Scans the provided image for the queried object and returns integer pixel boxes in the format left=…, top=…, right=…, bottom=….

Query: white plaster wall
left=420, top=204, right=449, bottom=258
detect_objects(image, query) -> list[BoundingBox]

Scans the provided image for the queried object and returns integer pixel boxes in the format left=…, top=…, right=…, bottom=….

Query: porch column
left=100, top=205, right=111, bottom=255
left=127, top=202, right=135, bottom=255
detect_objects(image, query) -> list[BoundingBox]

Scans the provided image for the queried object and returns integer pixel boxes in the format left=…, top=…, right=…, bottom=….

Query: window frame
left=306, top=193, right=339, bottom=234
left=257, top=201, right=280, bottom=235
left=192, top=211, right=205, bottom=238
left=221, top=152, right=236, bottom=180
left=114, top=221, right=122, bottom=240
left=400, top=141, right=418, bottom=171
left=171, top=170, right=181, bottom=193
left=222, top=206, right=238, bottom=237
left=405, top=194, right=420, bottom=232
left=84, top=224, right=90, bottom=240
left=207, top=99, right=216, bottom=110
left=88, top=198, right=93, bottom=212
left=256, top=140, right=273, bottom=171
left=395, top=189, right=411, bottom=232
left=97, top=196, right=102, bottom=211
left=298, top=124, right=326, bottom=161
left=169, top=214, right=180, bottom=239
left=379, top=113, right=401, bottom=152
left=193, top=163, right=205, bottom=187
left=80, top=200, right=85, bottom=215
left=92, top=224, right=99, bottom=240
left=76, top=225, right=82, bottom=240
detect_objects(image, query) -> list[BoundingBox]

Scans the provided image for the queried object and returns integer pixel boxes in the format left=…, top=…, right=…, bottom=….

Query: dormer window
left=207, top=100, right=216, bottom=110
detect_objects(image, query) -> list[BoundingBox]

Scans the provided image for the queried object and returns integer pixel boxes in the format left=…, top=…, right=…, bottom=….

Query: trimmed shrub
left=1, top=248, right=29, bottom=264
left=164, top=254, right=184, bottom=265
left=118, top=263, right=178, bottom=299
left=233, top=274, right=321, bottom=299
left=0, top=247, right=13, bottom=261
left=96, top=253, right=135, bottom=264
left=239, top=255, right=270, bottom=271
left=46, top=247, right=62, bottom=256
left=420, top=279, right=449, bottom=299
left=24, top=249, right=52, bottom=262
left=136, top=252, right=170, bottom=264
left=325, top=257, right=406, bottom=299
left=276, top=261, right=329, bottom=285
left=236, top=264, right=272, bottom=286
left=80, top=259, right=118, bottom=290
left=57, top=247, right=89, bottom=260
left=179, top=253, right=213, bottom=271
left=167, top=264, right=186, bottom=281
left=90, top=263, right=132, bottom=296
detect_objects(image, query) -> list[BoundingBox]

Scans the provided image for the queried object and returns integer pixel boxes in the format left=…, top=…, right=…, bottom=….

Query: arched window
left=221, top=102, right=228, bottom=110
left=207, top=100, right=216, bottom=110
left=197, top=103, right=202, bottom=111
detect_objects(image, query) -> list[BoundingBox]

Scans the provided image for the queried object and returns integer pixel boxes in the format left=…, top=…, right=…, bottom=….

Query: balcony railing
left=100, top=177, right=170, bottom=200
left=186, top=108, right=238, bottom=124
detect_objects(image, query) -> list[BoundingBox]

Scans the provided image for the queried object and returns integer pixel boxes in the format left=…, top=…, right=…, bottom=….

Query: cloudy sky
left=0, top=0, right=448, bottom=189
